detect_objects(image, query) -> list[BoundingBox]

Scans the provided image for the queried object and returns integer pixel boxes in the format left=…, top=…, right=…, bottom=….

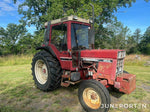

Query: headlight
left=88, top=71, right=93, bottom=76
left=118, top=52, right=121, bottom=58
left=116, top=66, right=123, bottom=75
left=118, top=51, right=126, bottom=59
left=116, top=58, right=124, bottom=76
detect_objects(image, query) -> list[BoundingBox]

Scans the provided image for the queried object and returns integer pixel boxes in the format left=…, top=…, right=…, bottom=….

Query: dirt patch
left=140, top=84, right=150, bottom=92
left=0, top=85, right=86, bottom=112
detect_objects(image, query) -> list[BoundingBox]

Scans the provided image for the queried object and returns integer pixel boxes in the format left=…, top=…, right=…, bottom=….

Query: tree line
left=95, top=19, right=150, bottom=55
left=0, top=0, right=150, bottom=55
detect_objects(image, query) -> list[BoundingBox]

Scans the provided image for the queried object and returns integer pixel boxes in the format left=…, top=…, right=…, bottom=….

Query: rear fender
left=36, top=46, right=57, bottom=58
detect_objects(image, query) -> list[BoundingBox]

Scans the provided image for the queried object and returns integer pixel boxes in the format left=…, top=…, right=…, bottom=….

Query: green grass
left=0, top=105, right=29, bottom=112
left=0, top=55, right=150, bottom=112
left=0, top=54, right=33, bottom=66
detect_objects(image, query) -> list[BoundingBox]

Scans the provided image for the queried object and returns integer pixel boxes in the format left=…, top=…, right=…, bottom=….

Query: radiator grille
left=116, top=59, right=124, bottom=76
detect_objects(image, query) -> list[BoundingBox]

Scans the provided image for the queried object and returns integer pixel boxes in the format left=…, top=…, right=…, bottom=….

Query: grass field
left=0, top=55, right=150, bottom=112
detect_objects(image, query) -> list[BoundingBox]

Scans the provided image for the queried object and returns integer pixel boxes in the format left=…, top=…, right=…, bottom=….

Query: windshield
left=71, top=23, right=89, bottom=50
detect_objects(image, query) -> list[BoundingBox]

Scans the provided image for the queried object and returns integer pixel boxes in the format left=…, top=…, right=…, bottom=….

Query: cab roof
left=44, top=15, right=90, bottom=26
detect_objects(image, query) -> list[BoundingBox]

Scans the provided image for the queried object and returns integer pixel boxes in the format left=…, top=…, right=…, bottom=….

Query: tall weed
left=0, top=54, right=33, bottom=66
left=125, top=54, right=150, bottom=66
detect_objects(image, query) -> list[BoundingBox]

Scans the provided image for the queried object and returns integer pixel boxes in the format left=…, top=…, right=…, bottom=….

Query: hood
left=80, top=49, right=124, bottom=59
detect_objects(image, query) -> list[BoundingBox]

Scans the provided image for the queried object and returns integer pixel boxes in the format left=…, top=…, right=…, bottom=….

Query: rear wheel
left=31, top=51, right=62, bottom=91
left=78, top=80, right=110, bottom=112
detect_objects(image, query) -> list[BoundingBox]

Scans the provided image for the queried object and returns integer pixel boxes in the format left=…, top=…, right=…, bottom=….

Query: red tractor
left=31, top=5, right=136, bottom=112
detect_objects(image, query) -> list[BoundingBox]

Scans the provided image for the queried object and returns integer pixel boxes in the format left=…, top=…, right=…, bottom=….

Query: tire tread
left=31, top=50, right=62, bottom=91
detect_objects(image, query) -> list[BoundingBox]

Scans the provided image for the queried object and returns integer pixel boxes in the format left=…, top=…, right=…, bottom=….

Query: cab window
left=51, top=24, right=67, bottom=51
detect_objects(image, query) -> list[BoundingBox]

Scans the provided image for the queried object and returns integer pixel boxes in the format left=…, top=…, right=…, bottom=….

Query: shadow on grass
left=52, top=82, right=124, bottom=99
left=108, top=87, right=124, bottom=98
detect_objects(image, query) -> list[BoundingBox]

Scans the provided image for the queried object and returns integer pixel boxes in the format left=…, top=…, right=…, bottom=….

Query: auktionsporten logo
left=101, top=103, right=148, bottom=109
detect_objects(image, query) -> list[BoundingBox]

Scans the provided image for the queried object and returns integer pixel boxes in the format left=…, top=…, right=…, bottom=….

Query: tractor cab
left=44, top=15, right=92, bottom=50
left=43, top=15, right=93, bottom=70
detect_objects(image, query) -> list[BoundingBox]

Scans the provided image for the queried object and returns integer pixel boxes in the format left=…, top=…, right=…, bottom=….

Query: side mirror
left=89, top=19, right=93, bottom=24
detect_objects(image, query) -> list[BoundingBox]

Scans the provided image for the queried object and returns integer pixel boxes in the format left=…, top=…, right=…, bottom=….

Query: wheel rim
left=83, top=88, right=101, bottom=109
left=34, top=59, right=48, bottom=84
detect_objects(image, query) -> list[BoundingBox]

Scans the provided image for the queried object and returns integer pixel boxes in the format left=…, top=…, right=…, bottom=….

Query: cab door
left=50, top=22, right=71, bottom=70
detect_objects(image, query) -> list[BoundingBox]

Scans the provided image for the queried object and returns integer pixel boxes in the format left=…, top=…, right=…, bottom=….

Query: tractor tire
left=31, top=51, right=62, bottom=91
left=78, top=80, right=110, bottom=112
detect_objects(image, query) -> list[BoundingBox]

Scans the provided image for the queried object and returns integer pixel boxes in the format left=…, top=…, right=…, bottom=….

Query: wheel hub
left=42, top=69, right=46, bottom=74
left=34, top=60, right=48, bottom=84
left=91, top=93, right=97, bottom=100
left=83, top=88, right=101, bottom=109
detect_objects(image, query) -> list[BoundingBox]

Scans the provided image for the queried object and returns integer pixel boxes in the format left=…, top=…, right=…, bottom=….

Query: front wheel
left=78, top=80, right=110, bottom=112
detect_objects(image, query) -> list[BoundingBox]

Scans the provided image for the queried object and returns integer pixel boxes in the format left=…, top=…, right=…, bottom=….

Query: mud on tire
left=31, top=51, right=62, bottom=91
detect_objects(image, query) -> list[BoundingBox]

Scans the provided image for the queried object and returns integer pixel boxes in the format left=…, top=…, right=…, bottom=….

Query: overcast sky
left=0, top=0, right=150, bottom=34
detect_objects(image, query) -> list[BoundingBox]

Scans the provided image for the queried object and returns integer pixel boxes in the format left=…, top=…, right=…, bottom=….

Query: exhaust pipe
left=90, top=3, right=95, bottom=30
left=89, top=3, right=95, bottom=49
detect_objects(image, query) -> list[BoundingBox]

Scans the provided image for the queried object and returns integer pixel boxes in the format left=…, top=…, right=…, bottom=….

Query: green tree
left=133, top=28, right=141, bottom=44
left=127, top=28, right=142, bottom=54
left=0, top=23, right=27, bottom=55
left=95, top=19, right=131, bottom=50
left=17, top=33, right=34, bottom=54
left=110, top=21, right=130, bottom=50
left=139, top=26, right=150, bottom=54
left=32, top=30, right=45, bottom=49
left=13, top=0, right=136, bottom=29
left=126, top=35, right=137, bottom=54
left=95, top=24, right=113, bottom=49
